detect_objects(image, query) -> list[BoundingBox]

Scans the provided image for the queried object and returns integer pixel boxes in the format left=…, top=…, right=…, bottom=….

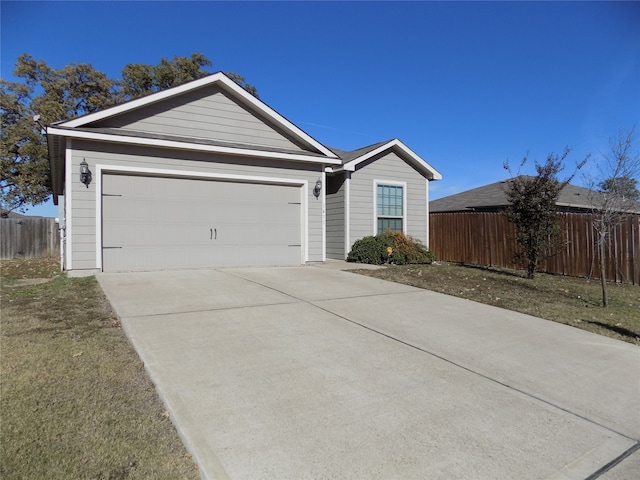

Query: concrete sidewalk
left=98, top=266, right=640, bottom=479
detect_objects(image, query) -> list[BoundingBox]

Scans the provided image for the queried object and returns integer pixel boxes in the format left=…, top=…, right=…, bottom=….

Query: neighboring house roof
left=430, top=177, right=613, bottom=213
left=329, top=139, right=442, bottom=180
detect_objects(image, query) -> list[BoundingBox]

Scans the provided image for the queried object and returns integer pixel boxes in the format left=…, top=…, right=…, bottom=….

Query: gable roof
left=54, top=72, right=338, bottom=159
left=46, top=72, right=345, bottom=203
left=329, top=139, right=442, bottom=180
left=430, top=177, right=611, bottom=213
left=45, top=72, right=441, bottom=203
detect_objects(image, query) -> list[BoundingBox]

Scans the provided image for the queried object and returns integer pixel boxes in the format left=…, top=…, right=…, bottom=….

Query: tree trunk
left=599, top=232, right=608, bottom=307
left=527, top=257, right=536, bottom=279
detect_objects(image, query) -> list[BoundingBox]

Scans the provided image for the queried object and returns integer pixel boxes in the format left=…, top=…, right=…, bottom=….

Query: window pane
left=377, top=184, right=403, bottom=216
left=377, top=217, right=403, bottom=234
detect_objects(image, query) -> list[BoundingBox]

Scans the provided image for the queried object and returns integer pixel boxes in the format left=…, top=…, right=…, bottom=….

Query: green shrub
left=347, top=230, right=435, bottom=265
left=346, top=235, right=391, bottom=265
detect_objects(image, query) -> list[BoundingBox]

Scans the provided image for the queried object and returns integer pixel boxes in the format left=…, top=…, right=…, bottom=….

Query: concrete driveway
left=97, top=265, right=640, bottom=480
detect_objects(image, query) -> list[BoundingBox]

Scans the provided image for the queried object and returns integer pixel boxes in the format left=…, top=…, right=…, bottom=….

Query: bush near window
left=347, top=230, right=435, bottom=265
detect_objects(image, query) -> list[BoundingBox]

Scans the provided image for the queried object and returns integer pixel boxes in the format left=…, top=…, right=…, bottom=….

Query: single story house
left=430, top=177, right=609, bottom=213
left=47, top=72, right=441, bottom=275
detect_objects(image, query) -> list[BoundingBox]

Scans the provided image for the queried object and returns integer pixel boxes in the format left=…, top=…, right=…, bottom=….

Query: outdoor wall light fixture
left=313, top=178, right=322, bottom=198
left=79, top=159, right=92, bottom=188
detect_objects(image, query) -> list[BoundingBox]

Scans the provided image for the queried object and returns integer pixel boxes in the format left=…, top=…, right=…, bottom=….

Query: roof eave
left=47, top=132, right=65, bottom=205
left=341, top=139, right=442, bottom=180
left=46, top=127, right=342, bottom=166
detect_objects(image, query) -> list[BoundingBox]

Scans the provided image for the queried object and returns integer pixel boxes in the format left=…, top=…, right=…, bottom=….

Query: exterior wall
left=349, top=151, right=428, bottom=252
left=326, top=172, right=346, bottom=259
left=92, top=85, right=308, bottom=152
left=66, top=139, right=324, bottom=272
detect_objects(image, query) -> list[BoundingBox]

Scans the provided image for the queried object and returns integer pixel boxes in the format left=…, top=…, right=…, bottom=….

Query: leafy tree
left=120, top=53, right=212, bottom=100
left=586, top=126, right=640, bottom=306
left=503, top=149, right=587, bottom=279
left=2, top=54, right=118, bottom=215
left=1, top=80, right=51, bottom=215
left=120, top=54, right=258, bottom=100
left=1, top=53, right=257, bottom=216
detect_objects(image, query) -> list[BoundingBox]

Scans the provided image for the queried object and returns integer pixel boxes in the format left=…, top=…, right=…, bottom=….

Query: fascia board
left=60, top=73, right=228, bottom=127
left=58, top=72, right=338, bottom=159
left=342, top=139, right=442, bottom=180
left=47, top=127, right=342, bottom=165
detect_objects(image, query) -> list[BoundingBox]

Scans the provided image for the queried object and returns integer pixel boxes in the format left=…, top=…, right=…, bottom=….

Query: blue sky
left=2, top=1, right=639, bottom=217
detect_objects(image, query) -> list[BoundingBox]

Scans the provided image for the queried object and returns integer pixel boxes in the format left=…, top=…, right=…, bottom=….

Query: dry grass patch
left=1, top=259, right=199, bottom=480
left=353, top=262, right=640, bottom=345
left=1, top=256, right=60, bottom=283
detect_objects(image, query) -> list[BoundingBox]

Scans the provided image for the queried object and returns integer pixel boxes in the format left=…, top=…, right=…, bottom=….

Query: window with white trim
left=376, top=183, right=404, bottom=234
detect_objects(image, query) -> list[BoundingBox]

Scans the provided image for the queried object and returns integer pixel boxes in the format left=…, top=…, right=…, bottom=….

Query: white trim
left=95, top=171, right=103, bottom=270
left=303, top=182, right=309, bottom=263
left=64, top=139, right=73, bottom=271
left=425, top=178, right=430, bottom=248
left=95, top=164, right=309, bottom=270
left=47, top=127, right=341, bottom=166
left=57, top=72, right=338, bottom=159
left=342, top=139, right=442, bottom=180
left=344, top=172, right=351, bottom=259
left=321, top=170, right=326, bottom=261
left=373, top=179, right=407, bottom=235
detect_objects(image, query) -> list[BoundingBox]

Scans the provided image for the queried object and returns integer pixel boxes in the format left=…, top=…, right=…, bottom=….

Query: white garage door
left=102, top=174, right=303, bottom=272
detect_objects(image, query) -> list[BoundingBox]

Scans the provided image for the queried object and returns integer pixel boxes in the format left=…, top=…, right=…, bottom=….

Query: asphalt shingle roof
left=430, top=177, right=609, bottom=213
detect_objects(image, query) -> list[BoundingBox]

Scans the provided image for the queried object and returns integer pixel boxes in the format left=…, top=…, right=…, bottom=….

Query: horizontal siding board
left=326, top=173, right=346, bottom=259
left=349, top=151, right=428, bottom=250
left=93, top=85, right=308, bottom=152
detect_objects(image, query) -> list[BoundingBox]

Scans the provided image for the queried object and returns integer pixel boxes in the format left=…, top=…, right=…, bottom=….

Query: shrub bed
left=347, top=231, right=435, bottom=265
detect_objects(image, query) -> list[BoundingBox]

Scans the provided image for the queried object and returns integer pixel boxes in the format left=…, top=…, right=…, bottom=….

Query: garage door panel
left=102, top=174, right=303, bottom=272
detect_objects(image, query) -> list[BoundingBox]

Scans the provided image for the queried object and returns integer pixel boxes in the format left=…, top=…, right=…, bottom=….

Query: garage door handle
left=210, top=228, right=217, bottom=240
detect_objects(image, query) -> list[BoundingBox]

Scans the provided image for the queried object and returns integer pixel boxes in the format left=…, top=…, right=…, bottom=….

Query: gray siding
left=349, top=151, right=428, bottom=252
left=92, top=85, right=309, bottom=152
left=67, top=140, right=324, bottom=272
left=326, top=172, right=346, bottom=259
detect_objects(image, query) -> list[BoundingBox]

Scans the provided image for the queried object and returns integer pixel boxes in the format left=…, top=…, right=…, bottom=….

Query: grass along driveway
left=353, top=262, right=640, bottom=345
left=1, top=258, right=199, bottom=480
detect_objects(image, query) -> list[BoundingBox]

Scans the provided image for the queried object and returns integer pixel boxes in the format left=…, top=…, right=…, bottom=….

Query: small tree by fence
left=0, top=217, right=60, bottom=259
left=429, top=212, right=640, bottom=285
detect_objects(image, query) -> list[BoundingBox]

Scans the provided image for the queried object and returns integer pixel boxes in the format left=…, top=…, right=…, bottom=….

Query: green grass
left=1, top=259, right=199, bottom=480
left=354, top=262, right=640, bottom=345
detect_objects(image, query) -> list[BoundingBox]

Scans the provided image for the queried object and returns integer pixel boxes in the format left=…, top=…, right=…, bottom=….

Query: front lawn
left=1, top=259, right=199, bottom=479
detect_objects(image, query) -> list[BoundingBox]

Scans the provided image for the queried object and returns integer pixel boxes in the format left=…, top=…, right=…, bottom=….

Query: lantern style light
left=79, top=159, right=91, bottom=188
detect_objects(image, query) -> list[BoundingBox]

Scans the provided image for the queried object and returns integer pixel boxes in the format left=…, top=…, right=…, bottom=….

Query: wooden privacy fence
left=0, top=217, right=60, bottom=259
left=429, top=212, right=640, bottom=285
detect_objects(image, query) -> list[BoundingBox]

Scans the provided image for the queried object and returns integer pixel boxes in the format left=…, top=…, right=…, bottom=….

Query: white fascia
left=342, top=139, right=442, bottom=180
left=58, top=73, right=338, bottom=159
left=47, top=127, right=341, bottom=166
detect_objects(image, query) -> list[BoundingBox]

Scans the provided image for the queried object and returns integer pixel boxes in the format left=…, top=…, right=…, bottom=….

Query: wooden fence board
left=429, top=212, right=640, bottom=285
left=0, top=217, right=60, bottom=259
